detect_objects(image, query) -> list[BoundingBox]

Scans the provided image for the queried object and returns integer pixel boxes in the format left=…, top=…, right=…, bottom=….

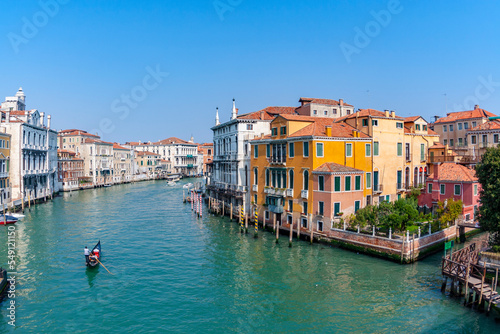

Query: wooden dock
left=442, top=243, right=500, bottom=314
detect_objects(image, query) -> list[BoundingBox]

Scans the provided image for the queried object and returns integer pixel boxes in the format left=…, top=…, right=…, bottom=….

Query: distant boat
left=0, top=215, right=18, bottom=225
left=167, top=181, right=176, bottom=186
left=87, top=240, right=101, bottom=268
left=183, top=183, right=193, bottom=189
left=104, top=184, right=112, bottom=187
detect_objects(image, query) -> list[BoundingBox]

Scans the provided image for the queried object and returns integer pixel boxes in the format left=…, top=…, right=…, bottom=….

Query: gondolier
left=84, top=246, right=90, bottom=265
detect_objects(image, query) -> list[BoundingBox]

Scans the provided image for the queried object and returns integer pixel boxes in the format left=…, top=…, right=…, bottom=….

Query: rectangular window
left=444, top=139, right=448, bottom=145
left=454, top=184, right=461, bottom=195
left=440, top=184, right=445, bottom=195
left=471, top=136, right=476, bottom=144
left=313, top=110, right=317, bottom=115
left=345, top=176, right=351, bottom=191
left=420, top=144, right=425, bottom=160
left=366, top=172, right=372, bottom=188
left=334, top=203, right=341, bottom=216
left=354, top=201, right=360, bottom=213
left=303, top=202, right=308, bottom=215
left=318, top=175, right=324, bottom=191
left=472, top=121, right=477, bottom=128
left=482, top=135, right=487, bottom=143
left=317, top=221, right=323, bottom=231
left=265, top=211, right=270, bottom=220
left=385, top=195, right=390, bottom=202
left=303, top=142, right=309, bottom=157
left=450, top=139, right=454, bottom=146
left=266, top=144, right=270, bottom=157
left=449, top=124, right=454, bottom=131
left=428, top=183, right=432, bottom=193
left=316, top=143, right=324, bottom=157
left=355, top=175, right=361, bottom=190
left=365, top=143, right=371, bottom=157
left=458, top=138, right=463, bottom=146
left=396, top=122, right=403, bottom=129
left=423, top=125, right=427, bottom=131
left=346, top=143, right=352, bottom=157
left=464, top=122, right=469, bottom=129
left=334, top=176, right=341, bottom=192
left=474, top=184, right=478, bottom=196
left=372, top=119, right=378, bottom=126
left=254, top=194, right=257, bottom=203
left=373, top=142, right=379, bottom=156
left=289, top=142, right=295, bottom=157
left=280, top=126, right=287, bottom=135
left=271, top=128, right=277, bottom=136
left=333, top=109, right=337, bottom=114
left=443, top=125, right=447, bottom=132
left=301, top=217, right=308, bottom=228
left=458, top=123, right=463, bottom=130
left=397, top=143, right=402, bottom=156
left=319, top=201, right=324, bottom=215
left=416, top=124, right=421, bottom=130
left=362, top=119, right=368, bottom=126
left=494, top=134, right=499, bottom=143
left=254, top=145, right=258, bottom=158
left=323, top=110, right=328, bottom=116
left=288, top=199, right=293, bottom=211
left=247, top=124, right=253, bottom=130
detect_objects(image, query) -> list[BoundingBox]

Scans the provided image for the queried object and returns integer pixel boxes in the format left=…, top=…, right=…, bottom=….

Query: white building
left=0, top=88, right=59, bottom=201
left=209, top=100, right=296, bottom=212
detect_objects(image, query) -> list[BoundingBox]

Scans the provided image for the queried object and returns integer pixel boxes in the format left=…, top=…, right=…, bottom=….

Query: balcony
left=373, top=184, right=383, bottom=194
left=316, top=211, right=324, bottom=217
left=267, top=156, right=286, bottom=166
left=286, top=188, right=293, bottom=197
left=264, top=187, right=275, bottom=194
left=0, top=172, right=8, bottom=178
left=405, top=154, right=412, bottom=163
left=252, top=184, right=258, bottom=192
left=301, top=190, right=308, bottom=199
left=397, top=183, right=406, bottom=192
left=268, top=204, right=284, bottom=214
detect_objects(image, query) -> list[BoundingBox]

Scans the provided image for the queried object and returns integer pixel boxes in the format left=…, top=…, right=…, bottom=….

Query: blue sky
left=1, top=0, right=499, bottom=144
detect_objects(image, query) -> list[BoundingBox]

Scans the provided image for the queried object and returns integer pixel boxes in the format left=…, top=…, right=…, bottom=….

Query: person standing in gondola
left=84, top=246, right=90, bottom=265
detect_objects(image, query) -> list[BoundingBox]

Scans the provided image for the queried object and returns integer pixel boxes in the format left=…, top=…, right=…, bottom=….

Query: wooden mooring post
left=275, top=216, right=279, bottom=243
left=289, top=219, right=293, bottom=247
left=222, top=201, right=225, bottom=217
left=230, top=203, right=233, bottom=221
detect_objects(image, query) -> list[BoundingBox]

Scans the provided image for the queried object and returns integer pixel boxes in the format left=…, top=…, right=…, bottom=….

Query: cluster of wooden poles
left=204, top=196, right=315, bottom=247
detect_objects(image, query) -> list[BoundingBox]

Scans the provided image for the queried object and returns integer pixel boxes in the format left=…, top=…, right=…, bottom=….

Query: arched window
left=289, top=169, right=294, bottom=189
left=414, top=167, right=418, bottom=187
left=303, top=170, right=309, bottom=190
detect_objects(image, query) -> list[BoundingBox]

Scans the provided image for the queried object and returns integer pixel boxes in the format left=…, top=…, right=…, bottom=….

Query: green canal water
left=0, top=180, right=497, bottom=333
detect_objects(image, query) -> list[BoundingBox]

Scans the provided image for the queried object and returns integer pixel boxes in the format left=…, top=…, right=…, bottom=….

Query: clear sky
left=1, top=0, right=499, bottom=144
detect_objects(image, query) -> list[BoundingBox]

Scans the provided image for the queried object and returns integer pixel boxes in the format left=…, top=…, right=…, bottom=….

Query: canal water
left=0, top=180, right=497, bottom=333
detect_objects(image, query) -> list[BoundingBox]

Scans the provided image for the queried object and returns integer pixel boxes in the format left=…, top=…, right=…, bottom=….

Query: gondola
left=0, top=268, right=8, bottom=295
left=87, top=240, right=101, bottom=267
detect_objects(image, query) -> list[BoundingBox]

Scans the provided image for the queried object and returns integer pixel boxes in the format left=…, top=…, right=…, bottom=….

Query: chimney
left=260, top=110, right=265, bottom=119
left=474, top=104, right=479, bottom=109
left=47, top=115, right=51, bottom=129
left=384, top=110, right=389, bottom=117
left=434, top=163, right=440, bottom=178
left=40, top=111, right=45, bottom=127
left=352, top=129, right=358, bottom=137
left=390, top=110, right=395, bottom=118
left=434, top=115, right=440, bottom=122
left=5, top=110, right=10, bottom=124
left=325, top=126, right=332, bottom=137
left=339, top=99, right=344, bottom=106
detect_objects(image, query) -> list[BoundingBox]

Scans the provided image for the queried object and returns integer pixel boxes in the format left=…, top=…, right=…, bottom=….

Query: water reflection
left=86, top=267, right=99, bottom=287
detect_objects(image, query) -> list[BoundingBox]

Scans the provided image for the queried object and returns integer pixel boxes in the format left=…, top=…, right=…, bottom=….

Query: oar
left=94, top=257, right=114, bottom=275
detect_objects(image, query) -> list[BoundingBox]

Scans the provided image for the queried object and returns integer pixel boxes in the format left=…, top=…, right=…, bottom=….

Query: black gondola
left=0, top=268, right=8, bottom=295
left=87, top=240, right=101, bottom=267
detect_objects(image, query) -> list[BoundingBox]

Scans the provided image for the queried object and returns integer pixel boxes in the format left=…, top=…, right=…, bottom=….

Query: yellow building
left=344, top=110, right=438, bottom=204
left=250, top=115, right=373, bottom=233
left=0, top=131, right=11, bottom=209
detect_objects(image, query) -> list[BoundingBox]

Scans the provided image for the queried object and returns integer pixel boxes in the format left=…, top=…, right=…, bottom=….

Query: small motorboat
left=167, top=181, right=176, bottom=187
left=0, top=215, right=18, bottom=225
left=183, top=183, right=193, bottom=189
left=87, top=240, right=101, bottom=267
left=10, top=213, right=25, bottom=221
left=103, top=184, right=112, bottom=187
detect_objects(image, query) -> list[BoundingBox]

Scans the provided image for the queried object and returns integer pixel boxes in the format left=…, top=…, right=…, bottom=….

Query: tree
left=476, top=146, right=500, bottom=247
left=436, top=199, right=462, bottom=227
left=353, top=205, right=378, bottom=229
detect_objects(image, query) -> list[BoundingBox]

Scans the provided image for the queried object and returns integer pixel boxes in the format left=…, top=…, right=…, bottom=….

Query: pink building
left=312, top=163, right=365, bottom=231
left=419, top=162, right=481, bottom=222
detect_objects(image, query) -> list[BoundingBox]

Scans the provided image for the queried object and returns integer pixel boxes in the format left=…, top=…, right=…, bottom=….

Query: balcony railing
left=264, top=187, right=274, bottom=194
left=267, top=156, right=286, bottom=165
left=274, top=188, right=285, bottom=196
left=316, top=211, right=324, bottom=217
left=373, top=184, right=383, bottom=194
left=286, top=188, right=293, bottom=197
left=0, top=172, right=8, bottom=178
left=301, top=190, right=308, bottom=199
left=429, top=156, right=455, bottom=163
left=268, top=204, right=284, bottom=214
left=397, top=183, right=406, bottom=192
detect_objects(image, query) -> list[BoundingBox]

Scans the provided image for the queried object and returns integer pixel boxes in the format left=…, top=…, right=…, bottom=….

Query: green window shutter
left=365, top=144, right=371, bottom=156
left=374, top=142, right=379, bottom=156
left=334, top=203, right=340, bottom=216
left=355, top=175, right=361, bottom=190
left=421, top=144, right=425, bottom=160
left=254, top=145, right=258, bottom=158
left=345, top=176, right=351, bottom=191
left=346, top=143, right=352, bottom=157
left=334, top=176, right=341, bottom=192
left=319, top=175, right=324, bottom=191
left=266, top=144, right=270, bottom=157
left=366, top=173, right=371, bottom=188
left=355, top=201, right=360, bottom=213
left=289, top=143, right=294, bottom=157
left=316, top=143, right=324, bottom=157
left=397, top=143, right=402, bottom=156
left=304, top=142, right=309, bottom=157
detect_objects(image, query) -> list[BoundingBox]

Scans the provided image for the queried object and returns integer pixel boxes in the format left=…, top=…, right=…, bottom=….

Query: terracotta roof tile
left=434, top=107, right=496, bottom=124
left=313, top=162, right=364, bottom=174
left=237, top=106, right=297, bottom=120
left=468, top=120, right=500, bottom=131
left=136, top=151, right=160, bottom=156
left=428, top=163, right=477, bottom=182
left=113, top=143, right=129, bottom=150
left=83, top=138, right=113, bottom=145
left=345, top=108, right=404, bottom=120
left=288, top=118, right=369, bottom=138
left=299, top=97, right=353, bottom=107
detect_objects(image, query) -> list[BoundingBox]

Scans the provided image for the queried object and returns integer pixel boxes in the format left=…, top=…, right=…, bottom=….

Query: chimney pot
left=384, top=110, right=389, bottom=117
left=390, top=111, right=395, bottom=118
left=47, top=115, right=51, bottom=129
left=325, top=126, right=332, bottom=137
left=474, top=104, right=479, bottom=109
